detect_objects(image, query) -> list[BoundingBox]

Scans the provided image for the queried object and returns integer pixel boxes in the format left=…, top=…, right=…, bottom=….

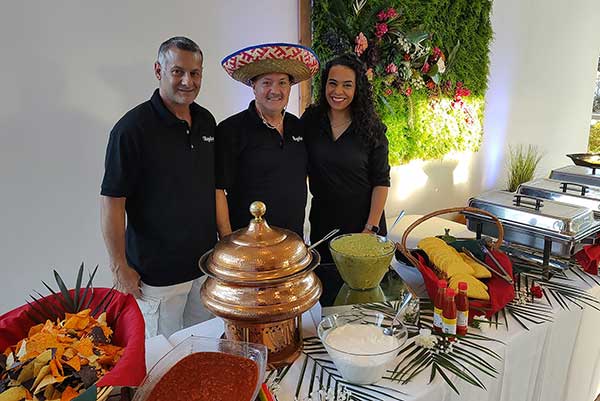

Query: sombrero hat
left=221, top=42, right=319, bottom=86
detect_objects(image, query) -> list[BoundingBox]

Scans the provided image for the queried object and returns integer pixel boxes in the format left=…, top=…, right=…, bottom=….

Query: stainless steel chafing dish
left=517, top=178, right=600, bottom=218
left=465, top=190, right=600, bottom=258
left=549, top=165, right=600, bottom=187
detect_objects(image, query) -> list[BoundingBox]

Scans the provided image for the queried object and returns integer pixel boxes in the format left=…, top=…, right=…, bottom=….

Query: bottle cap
left=458, top=282, right=468, bottom=291
left=445, top=288, right=455, bottom=297
left=438, top=279, right=448, bottom=288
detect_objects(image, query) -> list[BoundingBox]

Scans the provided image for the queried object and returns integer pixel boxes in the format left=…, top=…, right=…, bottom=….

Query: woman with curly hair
left=302, top=54, right=391, bottom=268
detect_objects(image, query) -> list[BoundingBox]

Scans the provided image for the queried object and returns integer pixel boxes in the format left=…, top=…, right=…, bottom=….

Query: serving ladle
left=308, top=228, right=340, bottom=251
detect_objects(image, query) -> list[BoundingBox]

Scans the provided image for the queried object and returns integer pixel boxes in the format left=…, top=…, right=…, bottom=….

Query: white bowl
left=317, top=310, right=407, bottom=384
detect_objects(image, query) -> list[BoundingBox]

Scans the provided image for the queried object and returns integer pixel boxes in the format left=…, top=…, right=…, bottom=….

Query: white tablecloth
left=387, top=215, right=600, bottom=401
left=144, top=215, right=600, bottom=401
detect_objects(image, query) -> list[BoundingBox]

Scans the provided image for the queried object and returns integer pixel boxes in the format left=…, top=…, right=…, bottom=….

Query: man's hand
left=111, top=263, right=142, bottom=298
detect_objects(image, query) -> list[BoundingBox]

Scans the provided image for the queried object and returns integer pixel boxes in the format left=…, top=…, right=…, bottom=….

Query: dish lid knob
left=250, top=201, right=267, bottom=222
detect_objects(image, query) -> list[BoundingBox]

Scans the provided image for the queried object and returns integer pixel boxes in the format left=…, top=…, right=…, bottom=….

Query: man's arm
left=100, top=195, right=142, bottom=298
left=216, top=189, right=232, bottom=238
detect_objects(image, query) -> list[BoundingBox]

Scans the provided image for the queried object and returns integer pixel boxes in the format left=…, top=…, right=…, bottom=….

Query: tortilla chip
left=43, top=384, right=55, bottom=399
left=33, top=373, right=64, bottom=395
left=27, top=325, right=44, bottom=338
left=31, top=365, right=50, bottom=391
left=0, top=385, right=28, bottom=401
left=61, top=348, right=75, bottom=361
left=74, top=339, right=93, bottom=358
left=49, top=359, right=63, bottom=379
left=59, top=386, right=79, bottom=401
left=23, top=334, right=61, bottom=361
left=16, top=360, right=35, bottom=384
left=63, top=311, right=91, bottom=331
left=33, top=350, right=52, bottom=367
left=63, top=356, right=80, bottom=372
left=5, top=354, right=15, bottom=370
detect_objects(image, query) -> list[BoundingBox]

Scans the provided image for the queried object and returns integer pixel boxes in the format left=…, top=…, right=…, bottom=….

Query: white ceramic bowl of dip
left=317, top=310, right=408, bottom=384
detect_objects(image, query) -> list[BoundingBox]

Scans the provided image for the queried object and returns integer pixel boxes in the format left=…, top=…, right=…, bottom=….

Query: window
left=588, top=57, right=600, bottom=152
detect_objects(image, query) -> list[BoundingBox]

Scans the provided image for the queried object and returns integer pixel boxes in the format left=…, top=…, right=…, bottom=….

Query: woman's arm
left=362, top=186, right=388, bottom=233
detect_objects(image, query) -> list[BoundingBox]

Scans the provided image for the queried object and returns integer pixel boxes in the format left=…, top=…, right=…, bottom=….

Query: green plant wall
left=312, top=0, right=493, bottom=164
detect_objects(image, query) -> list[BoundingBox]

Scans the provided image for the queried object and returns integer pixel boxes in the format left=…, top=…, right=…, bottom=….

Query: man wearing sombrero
left=215, top=43, right=319, bottom=237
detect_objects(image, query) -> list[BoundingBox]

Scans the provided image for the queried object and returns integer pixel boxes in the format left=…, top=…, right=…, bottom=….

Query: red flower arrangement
left=346, top=5, right=469, bottom=102
left=375, top=23, right=389, bottom=39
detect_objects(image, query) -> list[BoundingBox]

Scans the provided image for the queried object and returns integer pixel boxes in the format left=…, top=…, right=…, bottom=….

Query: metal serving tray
left=517, top=178, right=600, bottom=218
left=550, top=165, right=600, bottom=188
left=465, top=190, right=600, bottom=257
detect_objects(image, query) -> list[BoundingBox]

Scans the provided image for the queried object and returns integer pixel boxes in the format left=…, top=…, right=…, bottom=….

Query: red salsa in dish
left=146, top=352, right=259, bottom=401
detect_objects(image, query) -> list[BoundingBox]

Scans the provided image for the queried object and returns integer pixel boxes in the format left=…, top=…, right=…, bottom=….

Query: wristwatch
left=365, top=224, right=380, bottom=234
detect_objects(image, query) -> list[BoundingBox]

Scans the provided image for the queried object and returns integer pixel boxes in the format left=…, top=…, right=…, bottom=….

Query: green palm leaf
left=26, top=263, right=113, bottom=324
left=53, top=269, right=76, bottom=312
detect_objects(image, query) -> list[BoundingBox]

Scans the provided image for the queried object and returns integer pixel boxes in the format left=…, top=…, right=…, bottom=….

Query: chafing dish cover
left=517, top=178, right=600, bottom=217
left=550, top=165, right=600, bottom=188
left=465, top=190, right=600, bottom=257
left=467, top=190, right=597, bottom=237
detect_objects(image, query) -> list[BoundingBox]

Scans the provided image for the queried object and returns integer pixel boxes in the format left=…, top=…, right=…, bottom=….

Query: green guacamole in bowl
left=329, top=234, right=396, bottom=290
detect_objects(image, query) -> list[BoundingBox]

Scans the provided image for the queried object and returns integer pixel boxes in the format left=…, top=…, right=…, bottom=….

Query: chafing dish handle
left=512, top=194, right=544, bottom=211
left=559, top=182, right=589, bottom=196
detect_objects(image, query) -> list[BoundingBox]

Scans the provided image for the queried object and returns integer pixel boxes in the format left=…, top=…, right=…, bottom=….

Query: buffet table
left=144, top=215, right=600, bottom=401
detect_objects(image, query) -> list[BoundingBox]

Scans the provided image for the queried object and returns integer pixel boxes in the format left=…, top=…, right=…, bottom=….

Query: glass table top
left=314, top=263, right=413, bottom=307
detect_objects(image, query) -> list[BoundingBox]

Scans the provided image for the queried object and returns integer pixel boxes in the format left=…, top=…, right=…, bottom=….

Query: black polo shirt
left=216, top=101, right=307, bottom=236
left=101, top=89, right=217, bottom=286
left=301, top=106, right=390, bottom=245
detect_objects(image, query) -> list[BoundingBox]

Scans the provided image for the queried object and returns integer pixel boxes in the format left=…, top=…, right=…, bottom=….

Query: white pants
left=136, top=276, right=212, bottom=339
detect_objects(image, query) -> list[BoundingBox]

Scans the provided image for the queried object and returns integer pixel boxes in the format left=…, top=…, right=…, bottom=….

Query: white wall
left=1, top=0, right=600, bottom=314
left=0, top=0, right=299, bottom=313
left=386, top=0, right=600, bottom=218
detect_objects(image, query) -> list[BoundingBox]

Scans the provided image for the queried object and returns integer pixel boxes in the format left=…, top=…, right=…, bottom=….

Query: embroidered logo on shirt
left=292, top=136, right=303, bottom=142
left=202, top=136, right=215, bottom=143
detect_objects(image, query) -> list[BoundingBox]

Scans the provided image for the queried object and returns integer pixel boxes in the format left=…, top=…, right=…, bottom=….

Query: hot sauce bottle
left=456, top=282, right=469, bottom=336
left=442, top=288, right=457, bottom=339
left=433, top=280, right=448, bottom=333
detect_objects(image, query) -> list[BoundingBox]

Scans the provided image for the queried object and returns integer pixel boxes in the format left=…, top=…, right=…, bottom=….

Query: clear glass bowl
left=132, top=336, right=267, bottom=401
left=329, top=233, right=396, bottom=290
left=317, top=310, right=408, bottom=385
left=333, top=284, right=386, bottom=306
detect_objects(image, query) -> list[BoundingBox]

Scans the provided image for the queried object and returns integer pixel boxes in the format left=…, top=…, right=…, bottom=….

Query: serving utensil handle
left=308, top=228, right=340, bottom=251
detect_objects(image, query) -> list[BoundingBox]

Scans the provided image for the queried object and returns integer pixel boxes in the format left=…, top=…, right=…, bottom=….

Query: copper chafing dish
left=199, top=201, right=322, bottom=367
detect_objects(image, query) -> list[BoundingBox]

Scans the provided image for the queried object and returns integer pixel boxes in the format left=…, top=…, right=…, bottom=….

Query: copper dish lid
left=202, top=201, right=315, bottom=285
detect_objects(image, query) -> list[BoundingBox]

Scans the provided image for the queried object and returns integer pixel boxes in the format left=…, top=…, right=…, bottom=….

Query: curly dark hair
left=315, top=53, right=386, bottom=147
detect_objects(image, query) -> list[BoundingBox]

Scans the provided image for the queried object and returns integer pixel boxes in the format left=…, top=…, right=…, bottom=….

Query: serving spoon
left=308, top=228, right=340, bottom=251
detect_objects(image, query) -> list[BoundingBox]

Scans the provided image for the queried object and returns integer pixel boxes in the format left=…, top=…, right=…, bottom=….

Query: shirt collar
left=151, top=88, right=202, bottom=126
left=247, top=100, right=289, bottom=129
left=246, top=100, right=263, bottom=127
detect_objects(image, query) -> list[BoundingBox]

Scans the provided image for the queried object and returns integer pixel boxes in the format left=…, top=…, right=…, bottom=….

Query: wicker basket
left=397, top=207, right=514, bottom=317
